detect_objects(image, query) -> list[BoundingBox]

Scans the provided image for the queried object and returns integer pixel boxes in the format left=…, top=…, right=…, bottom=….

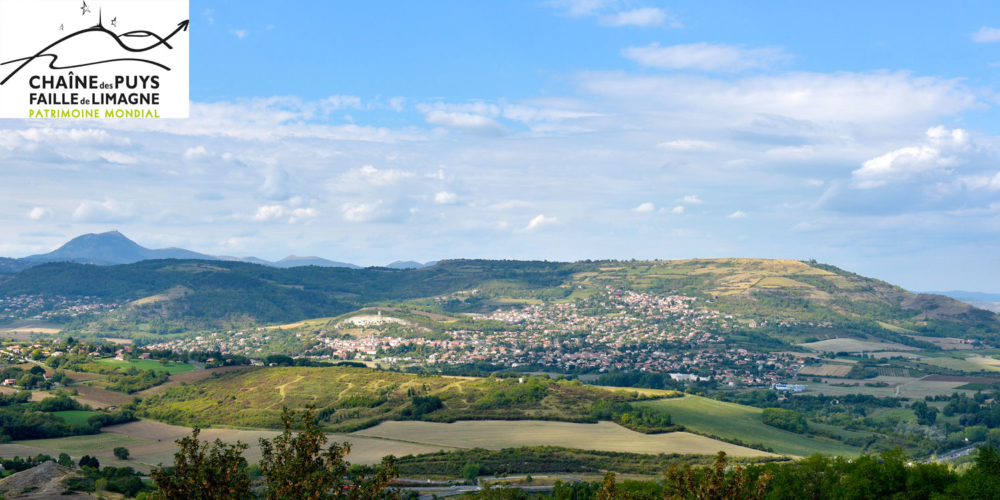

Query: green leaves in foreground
left=150, top=405, right=399, bottom=500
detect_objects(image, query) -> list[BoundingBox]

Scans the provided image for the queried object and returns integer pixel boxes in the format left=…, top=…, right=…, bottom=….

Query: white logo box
left=0, top=0, right=189, bottom=118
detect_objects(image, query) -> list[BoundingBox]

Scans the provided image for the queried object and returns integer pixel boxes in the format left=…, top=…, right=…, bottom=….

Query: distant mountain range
left=0, top=231, right=437, bottom=271
left=930, top=291, right=1000, bottom=313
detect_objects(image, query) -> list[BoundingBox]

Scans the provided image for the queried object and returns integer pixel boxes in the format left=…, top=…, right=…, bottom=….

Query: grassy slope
left=51, top=410, right=100, bottom=426
left=637, top=395, right=862, bottom=457
left=94, top=358, right=196, bottom=374
left=136, top=366, right=661, bottom=430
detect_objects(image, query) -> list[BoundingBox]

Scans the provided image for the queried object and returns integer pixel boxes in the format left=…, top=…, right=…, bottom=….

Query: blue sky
left=2, top=0, right=1000, bottom=292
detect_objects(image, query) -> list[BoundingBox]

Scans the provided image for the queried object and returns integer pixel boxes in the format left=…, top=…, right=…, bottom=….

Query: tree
left=150, top=428, right=252, bottom=500
left=114, top=446, right=130, bottom=460
left=57, top=452, right=73, bottom=467
left=663, top=452, right=771, bottom=500
left=463, top=462, right=481, bottom=484
left=258, top=406, right=400, bottom=500
left=79, top=455, right=99, bottom=469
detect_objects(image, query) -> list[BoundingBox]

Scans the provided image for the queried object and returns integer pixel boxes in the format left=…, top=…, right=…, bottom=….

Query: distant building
left=139, top=353, right=151, bottom=359
left=1, top=379, right=15, bottom=386
left=773, top=383, right=805, bottom=392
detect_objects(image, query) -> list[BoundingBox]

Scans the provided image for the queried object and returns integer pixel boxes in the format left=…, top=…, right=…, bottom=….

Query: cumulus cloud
left=524, top=214, right=558, bottom=231
left=252, top=205, right=285, bottom=222
left=319, top=95, right=363, bottom=113
left=671, top=205, right=685, bottom=214
left=287, top=208, right=319, bottom=223
left=622, top=42, right=789, bottom=72
left=231, top=29, right=248, bottom=39
left=341, top=201, right=383, bottom=222
left=434, top=191, right=458, bottom=204
left=249, top=205, right=318, bottom=223
left=852, top=126, right=968, bottom=188
left=599, top=8, right=680, bottom=28
left=972, top=26, right=1000, bottom=43
left=183, top=146, right=209, bottom=161
left=956, top=172, right=1000, bottom=191
left=677, top=195, right=702, bottom=204
left=727, top=211, right=747, bottom=218
left=27, top=207, right=52, bottom=220
left=260, top=164, right=290, bottom=201
left=633, top=202, right=655, bottom=212
left=72, top=198, right=135, bottom=223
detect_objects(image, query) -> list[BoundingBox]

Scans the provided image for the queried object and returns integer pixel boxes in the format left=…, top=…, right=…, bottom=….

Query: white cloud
left=434, top=191, right=458, bottom=205
left=524, top=214, right=558, bottom=231
left=599, top=8, right=679, bottom=28
left=344, top=165, right=414, bottom=186
left=27, top=207, right=52, bottom=220
left=231, top=29, right=248, bottom=39
left=287, top=208, right=318, bottom=223
left=422, top=110, right=506, bottom=135
left=727, top=211, right=747, bottom=218
left=658, top=139, right=714, bottom=151
left=677, top=195, right=702, bottom=204
left=341, top=201, right=383, bottom=222
left=622, top=42, right=789, bottom=72
left=956, top=172, right=1000, bottom=191
left=249, top=205, right=318, bottom=223
left=319, top=95, right=363, bottom=113
left=98, top=151, right=137, bottom=164
left=852, top=126, right=968, bottom=188
left=633, top=202, right=655, bottom=212
left=260, top=164, right=290, bottom=201
left=72, top=198, right=135, bottom=223
left=972, top=26, right=1000, bottom=43
left=577, top=70, right=976, bottom=126
left=183, top=146, right=209, bottom=161
left=671, top=205, right=685, bottom=214
left=252, top=205, right=285, bottom=222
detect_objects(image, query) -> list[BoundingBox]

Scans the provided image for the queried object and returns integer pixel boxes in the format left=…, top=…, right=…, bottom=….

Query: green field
left=914, top=355, right=1000, bottom=373
left=637, top=395, right=862, bottom=457
left=354, top=420, right=771, bottom=457
left=95, top=358, right=196, bottom=374
left=52, top=410, right=101, bottom=426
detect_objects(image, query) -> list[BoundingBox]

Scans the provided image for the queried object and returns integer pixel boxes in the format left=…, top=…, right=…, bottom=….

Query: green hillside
left=1, top=258, right=996, bottom=339
left=134, top=365, right=671, bottom=431
left=637, top=395, right=864, bottom=457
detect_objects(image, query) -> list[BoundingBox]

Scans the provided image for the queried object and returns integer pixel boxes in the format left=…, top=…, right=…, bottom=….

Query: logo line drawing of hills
left=0, top=12, right=189, bottom=85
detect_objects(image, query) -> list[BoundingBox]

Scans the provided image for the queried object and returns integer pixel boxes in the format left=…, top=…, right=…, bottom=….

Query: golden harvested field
left=353, top=420, right=773, bottom=457
left=1, top=420, right=453, bottom=474
left=797, top=365, right=852, bottom=377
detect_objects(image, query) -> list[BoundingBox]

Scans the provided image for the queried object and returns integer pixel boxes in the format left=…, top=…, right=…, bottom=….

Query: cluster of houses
left=0, top=294, right=118, bottom=321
